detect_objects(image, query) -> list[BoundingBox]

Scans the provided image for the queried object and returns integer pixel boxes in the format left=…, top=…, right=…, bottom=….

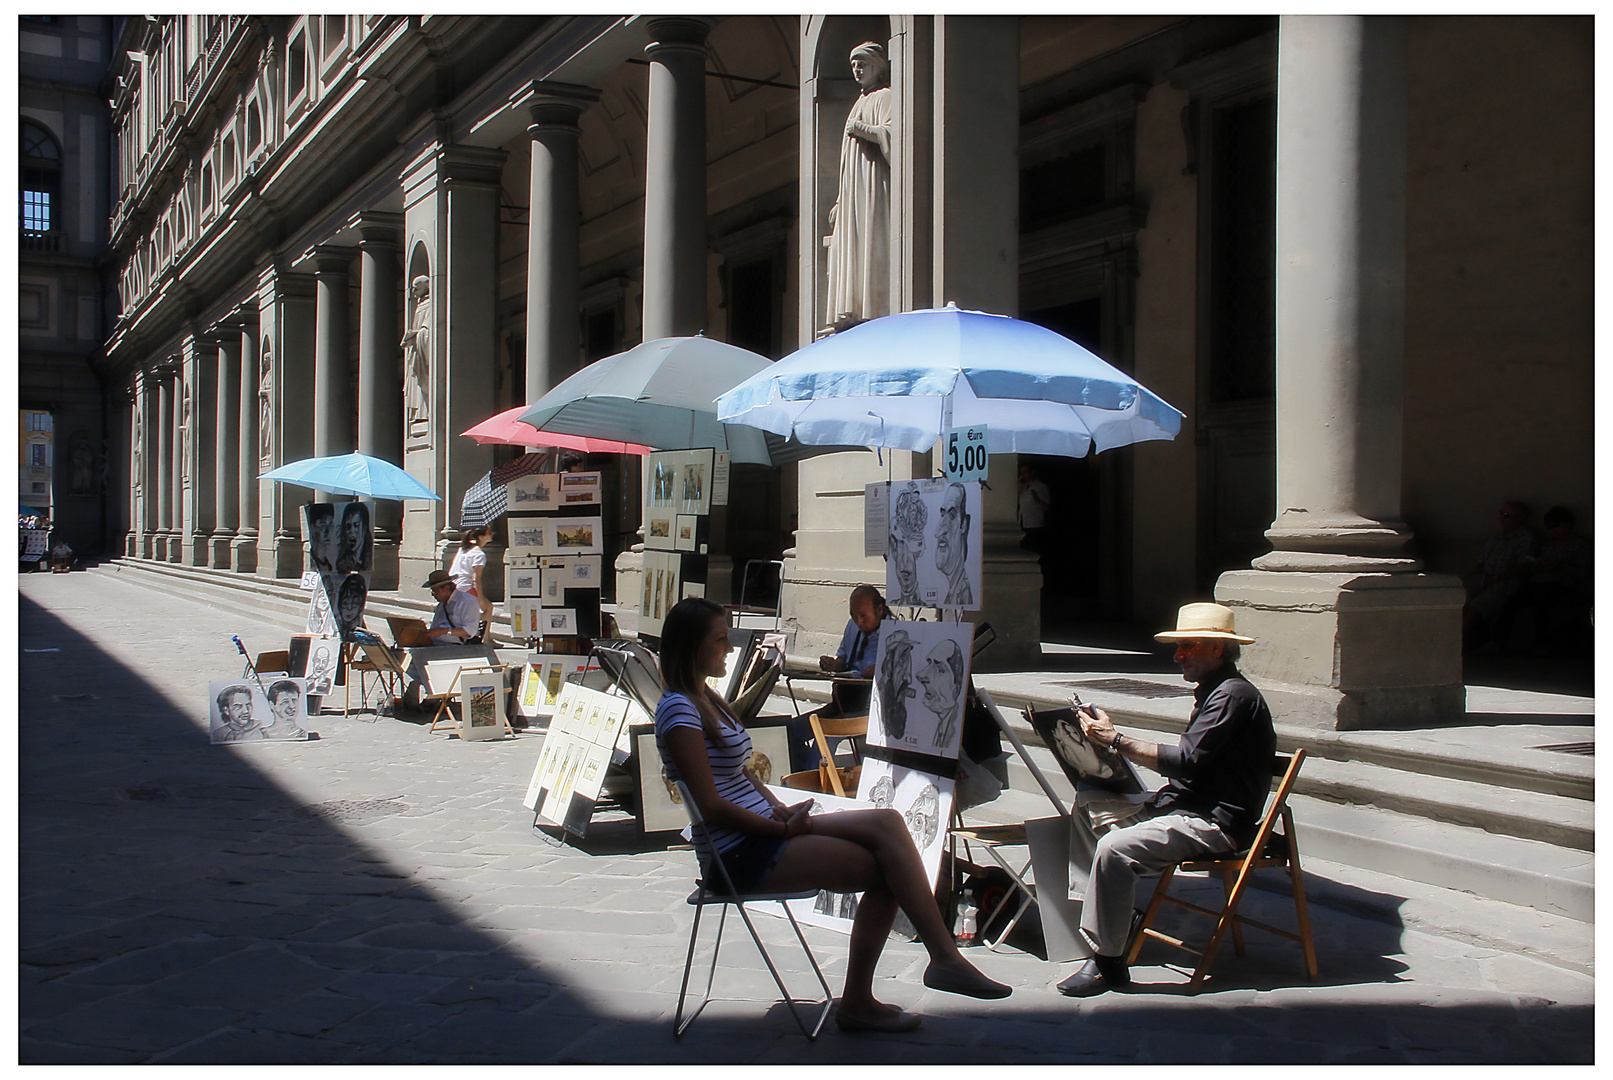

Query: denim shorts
left=705, top=834, right=789, bottom=895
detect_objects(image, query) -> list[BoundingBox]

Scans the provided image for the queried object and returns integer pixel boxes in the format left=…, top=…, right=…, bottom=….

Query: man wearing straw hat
left=1055, top=602, right=1275, bottom=997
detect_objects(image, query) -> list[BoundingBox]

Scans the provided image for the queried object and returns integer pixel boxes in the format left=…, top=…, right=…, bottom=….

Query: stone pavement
left=18, top=570, right=1594, bottom=1064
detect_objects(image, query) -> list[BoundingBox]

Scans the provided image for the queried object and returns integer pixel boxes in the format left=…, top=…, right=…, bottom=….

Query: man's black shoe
left=1056, top=954, right=1131, bottom=998
left=1056, top=959, right=1110, bottom=997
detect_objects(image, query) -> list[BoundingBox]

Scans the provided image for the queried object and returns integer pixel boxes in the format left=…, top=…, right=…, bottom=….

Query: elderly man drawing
left=1055, top=603, right=1275, bottom=997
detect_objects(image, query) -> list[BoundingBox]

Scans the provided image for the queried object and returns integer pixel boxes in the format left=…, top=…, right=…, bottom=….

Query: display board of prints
left=507, top=597, right=544, bottom=638
left=507, top=517, right=550, bottom=557
left=507, top=564, right=542, bottom=599
left=867, top=619, right=972, bottom=760
left=638, top=549, right=684, bottom=638
left=883, top=477, right=983, bottom=610
left=543, top=555, right=601, bottom=592
left=507, top=473, right=558, bottom=511
left=516, top=654, right=589, bottom=718
left=209, top=678, right=313, bottom=744
left=458, top=669, right=508, bottom=741
left=646, top=448, right=714, bottom=518
left=556, top=471, right=601, bottom=505
left=523, top=682, right=633, bottom=831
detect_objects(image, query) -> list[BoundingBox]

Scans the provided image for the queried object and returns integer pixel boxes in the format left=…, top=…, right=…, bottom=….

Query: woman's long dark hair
left=459, top=525, right=491, bottom=550
left=659, top=597, right=731, bottom=739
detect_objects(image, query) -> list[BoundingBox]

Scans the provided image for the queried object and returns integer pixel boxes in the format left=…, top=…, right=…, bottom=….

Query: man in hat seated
left=1055, top=602, right=1275, bottom=998
left=399, top=568, right=486, bottom=708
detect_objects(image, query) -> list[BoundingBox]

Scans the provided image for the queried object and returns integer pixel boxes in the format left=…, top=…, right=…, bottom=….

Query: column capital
left=518, top=80, right=602, bottom=134
left=299, top=244, right=358, bottom=276
left=644, top=16, right=714, bottom=53
left=351, top=210, right=403, bottom=247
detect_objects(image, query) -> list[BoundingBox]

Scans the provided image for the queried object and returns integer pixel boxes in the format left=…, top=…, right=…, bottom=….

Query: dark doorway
left=1020, top=300, right=1117, bottom=625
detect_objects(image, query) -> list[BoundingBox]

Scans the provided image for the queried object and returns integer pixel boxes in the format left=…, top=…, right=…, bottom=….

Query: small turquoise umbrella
left=259, top=453, right=441, bottom=501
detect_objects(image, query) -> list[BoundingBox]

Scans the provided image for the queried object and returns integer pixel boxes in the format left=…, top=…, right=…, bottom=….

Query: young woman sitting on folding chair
left=655, top=597, right=1011, bottom=1035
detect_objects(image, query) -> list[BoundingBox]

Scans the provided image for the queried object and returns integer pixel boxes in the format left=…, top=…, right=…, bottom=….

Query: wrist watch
left=1110, top=730, right=1124, bottom=752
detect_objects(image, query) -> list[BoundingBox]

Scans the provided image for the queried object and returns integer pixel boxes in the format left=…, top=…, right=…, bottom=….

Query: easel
left=426, top=662, right=514, bottom=738
left=231, top=635, right=269, bottom=693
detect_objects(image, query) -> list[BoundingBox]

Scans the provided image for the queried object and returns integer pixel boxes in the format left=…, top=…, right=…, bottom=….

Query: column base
left=369, top=537, right=401, bottom=592
left=210, top=532, right=236, bottom=569
left=128, top=534, right=141, bottom=558
left=1215, top=568, right=1466, bottom=731
left=188, top=533, right=213, bottom=567
left=260, top=533, right=304, bottom=578
left=976, top=525, right=1044, bottom=671
left=231, top=533, right=258, bottom=573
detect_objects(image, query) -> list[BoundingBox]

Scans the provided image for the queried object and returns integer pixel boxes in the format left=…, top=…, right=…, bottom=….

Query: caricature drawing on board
left=933, top=482, right=973, bottom=606
left=916, top=637, right=965, bottom=750
left=875, top=628, right=917, bottom=740
left=903, top=782, right=941, bottom=851
left=887, top=482, right=927, bottom=605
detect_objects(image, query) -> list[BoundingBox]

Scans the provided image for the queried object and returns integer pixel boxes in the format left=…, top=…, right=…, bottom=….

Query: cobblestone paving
left=18, top=570, right=1594, bottom=1063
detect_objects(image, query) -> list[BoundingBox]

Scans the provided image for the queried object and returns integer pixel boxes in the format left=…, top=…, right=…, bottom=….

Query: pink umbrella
left=461, top=406, right=650, bottom=455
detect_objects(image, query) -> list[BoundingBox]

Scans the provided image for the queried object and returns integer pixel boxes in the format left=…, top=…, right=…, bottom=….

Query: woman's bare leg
left=765, top=809, right=1007, bottom=1006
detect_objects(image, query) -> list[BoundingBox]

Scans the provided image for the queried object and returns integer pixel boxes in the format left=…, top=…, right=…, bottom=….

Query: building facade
left=19, top=15, right=115, bottom=550
left=92, top=15, right=1592, bottom=729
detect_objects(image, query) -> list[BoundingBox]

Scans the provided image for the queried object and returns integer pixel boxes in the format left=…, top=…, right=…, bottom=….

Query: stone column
left=311, top=246, right=356, bottom=500
left=400, top=143, right=505, bottom=589
left=933, top=15, right=1038, bottom=669
left=1216, top=16, right=1464, bottom=729
left=182, top=335, right=218, bottom=567
left=211, top=330, right=241, bottom=567
left=356, top=212, right=403, bottom=590
left=156, top=367, right=174, bottom=561
left=641, top=17, right=712, bottom=340
left=233, top=320, right=260, bottom=572
left=135, top=372, right=155, bottom=557
left=256, top=262, right=318, bottom=578
left=523, top=81, right=600, bottom=400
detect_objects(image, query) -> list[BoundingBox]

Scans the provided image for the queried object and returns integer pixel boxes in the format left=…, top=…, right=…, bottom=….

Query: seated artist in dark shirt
left=1055, top=602, right=1276, bottom=998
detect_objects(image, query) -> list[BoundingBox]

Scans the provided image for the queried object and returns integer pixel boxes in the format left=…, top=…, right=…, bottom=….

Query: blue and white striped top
left=654, top=690, right=773, bottom=863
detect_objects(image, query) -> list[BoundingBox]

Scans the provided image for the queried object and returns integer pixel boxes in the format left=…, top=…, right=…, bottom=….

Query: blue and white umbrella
left=716, top=304, right=1184, bottom=458
left=260, top=452, right=440, bottom=501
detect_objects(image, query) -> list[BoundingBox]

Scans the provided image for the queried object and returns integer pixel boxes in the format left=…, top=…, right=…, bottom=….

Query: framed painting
left=507, top=517, right=550, bottom=558
left=458, top=669, right=509, bottom=741
left=552, top=516, right=602, bottom=555
left=674, top=514, right=697, bottom=552
left=507, top=473, right=557, bottom=510
left=557, top=470, right=602, bottom=505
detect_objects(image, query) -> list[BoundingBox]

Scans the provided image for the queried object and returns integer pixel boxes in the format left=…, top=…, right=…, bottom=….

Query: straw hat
left=1154, top=602, right=1254, bottom=644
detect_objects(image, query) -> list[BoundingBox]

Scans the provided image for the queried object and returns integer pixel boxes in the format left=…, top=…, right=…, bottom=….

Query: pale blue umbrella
left=518, top=336, right=859, bottom=466
left=716, top=304, right=1184, bottom=458
left=259, top=453, right=441, bottom=501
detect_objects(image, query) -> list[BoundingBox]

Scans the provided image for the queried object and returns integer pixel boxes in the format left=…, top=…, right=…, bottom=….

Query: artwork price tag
left=944, top=425, right=988, bottom=482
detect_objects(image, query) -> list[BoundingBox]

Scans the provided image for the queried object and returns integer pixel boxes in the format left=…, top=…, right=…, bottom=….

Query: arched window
left=21, top=120, right=61, bottom=234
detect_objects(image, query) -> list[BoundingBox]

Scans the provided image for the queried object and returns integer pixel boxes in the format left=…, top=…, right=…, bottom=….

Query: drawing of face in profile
left=1051, top=715, right=1110, bottom=779
left=889, top=484, right=928, bottom=604
left=916, top=638, right=965, bottom=748
left=866, top=774, right=896, bottom=809
left=933, top=482, right=972, bottom=606
left=903, top=783, right=940, bottom=850
left=875, top=629, right=917, bottom=740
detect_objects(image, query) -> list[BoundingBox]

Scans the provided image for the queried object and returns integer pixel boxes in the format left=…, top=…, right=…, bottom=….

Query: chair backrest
left=255, top=650, right=290, bottom=674
left=808, top=713, right=867, bottom=798
left=673, top=779, right=743, bottom=896
left=1245, top=749, right=1307, bottom=859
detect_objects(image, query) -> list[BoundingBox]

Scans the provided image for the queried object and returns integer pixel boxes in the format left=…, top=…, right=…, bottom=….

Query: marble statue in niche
left=822, top=40, right=893, bottom=335
left=401, top=274, right=432, bottom=430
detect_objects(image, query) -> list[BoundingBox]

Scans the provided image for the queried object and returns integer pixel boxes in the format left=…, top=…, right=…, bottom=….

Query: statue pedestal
left=1215, top=569, right=1465, bottom=730
left=613, top=547, right=644, bottom=639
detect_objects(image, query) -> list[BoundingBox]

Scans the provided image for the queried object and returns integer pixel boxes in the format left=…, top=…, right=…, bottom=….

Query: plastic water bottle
left=955, top=893, right=977, bottom=945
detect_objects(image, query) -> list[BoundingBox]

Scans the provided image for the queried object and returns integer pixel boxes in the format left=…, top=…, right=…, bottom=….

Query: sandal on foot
left=923, top=963, right=1012, bottom=1000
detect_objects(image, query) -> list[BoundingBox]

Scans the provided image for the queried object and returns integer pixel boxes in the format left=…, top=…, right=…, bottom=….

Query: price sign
left=944, top=424, right=988, bottom=482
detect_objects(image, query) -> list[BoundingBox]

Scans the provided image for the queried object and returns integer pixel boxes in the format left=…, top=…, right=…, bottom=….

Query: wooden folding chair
left=808, top=712, right=866, bottom=798
left=1126, top=749, right=1318, bottom=991
left=254, top=650, right=291, bottom=675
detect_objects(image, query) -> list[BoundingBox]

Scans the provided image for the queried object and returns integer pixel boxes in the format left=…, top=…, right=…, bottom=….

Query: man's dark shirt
left=1146, top=664, right=1275, bottom=847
